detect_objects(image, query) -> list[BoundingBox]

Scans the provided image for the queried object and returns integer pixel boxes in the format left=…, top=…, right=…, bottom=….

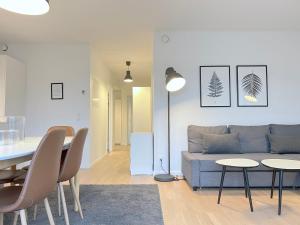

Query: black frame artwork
left=51, top=83, right=64, bottom=100
left=236, top=65, right=268, bottom=107
left=200, top=65, right=231, bottom=107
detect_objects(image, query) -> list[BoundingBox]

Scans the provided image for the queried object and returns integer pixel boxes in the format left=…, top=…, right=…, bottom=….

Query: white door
left=114, top=99, right=122, bottom=145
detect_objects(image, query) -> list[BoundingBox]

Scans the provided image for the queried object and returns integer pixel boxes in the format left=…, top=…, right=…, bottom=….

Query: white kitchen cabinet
left=0, top=55, right=26, bottom=117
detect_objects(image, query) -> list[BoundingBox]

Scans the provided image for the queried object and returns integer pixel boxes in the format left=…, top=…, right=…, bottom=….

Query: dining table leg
left=0, top=212, right=3, bottom=225
left=73, top=173, right=80, bottom=212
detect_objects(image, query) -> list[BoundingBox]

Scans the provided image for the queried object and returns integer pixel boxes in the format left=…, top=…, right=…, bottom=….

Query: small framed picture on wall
left=200, top=65, right=231, bottom=107
left=51, top=83, right=64, bottom=100
left=236, top=65, right=268, bottom=107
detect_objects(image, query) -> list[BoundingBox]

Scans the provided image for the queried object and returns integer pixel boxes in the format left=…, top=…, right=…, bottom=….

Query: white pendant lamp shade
left=165, top=67, right=186, bottom=92
left=0, top=0, right=49, bottom=15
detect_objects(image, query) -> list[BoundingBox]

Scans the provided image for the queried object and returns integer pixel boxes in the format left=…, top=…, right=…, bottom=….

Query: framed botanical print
left=51, top=83, right=64, bottom=100
left=200, top=65, right=231, bottom=107
left=236, top=65, right=268, bottom=107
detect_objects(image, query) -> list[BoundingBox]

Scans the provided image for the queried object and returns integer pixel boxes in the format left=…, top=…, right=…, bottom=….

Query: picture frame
left=236, top=65, right=268, bottom=107
left=200, top=65, right=231, bottom=107
left=51, top=83, right=64, bottom=100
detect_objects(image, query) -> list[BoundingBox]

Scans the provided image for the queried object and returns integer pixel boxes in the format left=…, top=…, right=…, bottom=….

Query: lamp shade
left=124, top=70, right=133, bottom=83
left=165, top=67, right=186, bottom=92
left=0, top=0, right=49, bottom=15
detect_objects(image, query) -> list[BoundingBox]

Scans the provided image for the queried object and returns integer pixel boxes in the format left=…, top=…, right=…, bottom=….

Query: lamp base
left=154, top=174, right=175, bottom=182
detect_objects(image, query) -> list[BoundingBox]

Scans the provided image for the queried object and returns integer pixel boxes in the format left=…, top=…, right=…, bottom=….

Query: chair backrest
left=15, top=129, right=66, bottom=210
left=48, top=126, right=75, bottom=136
left=59, top=128, right=88, bottom=182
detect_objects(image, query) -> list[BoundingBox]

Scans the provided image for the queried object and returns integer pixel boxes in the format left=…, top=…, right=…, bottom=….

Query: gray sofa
left=182, top=124, right=300, bottom=190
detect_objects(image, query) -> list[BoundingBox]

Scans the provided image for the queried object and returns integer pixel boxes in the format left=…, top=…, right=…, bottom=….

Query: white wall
left=90, top=45, right=116, bottom=164
left=153, top=31, right=300, bottom=174
left=132, top=87, right=152, bottom=132
left=7, top=44, right=91, bottom=167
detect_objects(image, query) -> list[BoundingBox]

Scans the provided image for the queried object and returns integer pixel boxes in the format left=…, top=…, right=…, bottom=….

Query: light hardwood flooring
left=79, top=147, right=300, bottom=225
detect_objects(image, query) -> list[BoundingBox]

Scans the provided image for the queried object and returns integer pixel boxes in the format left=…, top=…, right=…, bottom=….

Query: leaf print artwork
left=207, top=72, right=224, bottom=98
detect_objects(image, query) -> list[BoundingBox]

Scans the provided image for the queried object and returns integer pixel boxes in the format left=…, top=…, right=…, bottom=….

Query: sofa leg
left=192, top=187, right=199, bottom=191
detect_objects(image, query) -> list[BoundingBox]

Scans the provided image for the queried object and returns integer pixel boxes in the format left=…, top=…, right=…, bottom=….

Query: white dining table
left=0, top=136, right=80, bottom=225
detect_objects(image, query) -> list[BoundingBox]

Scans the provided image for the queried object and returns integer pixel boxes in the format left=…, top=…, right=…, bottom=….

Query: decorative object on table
left=0, top=0, right=50, bottom=15
left=200, top=66, right=231, bottom=107
left=236, top=65, right=268, bottom=107
left=123, top=61, right=133, bottom=83
left=0, top=116, right=25, bottom=146
left=51, top=83, right=64, bottom=100
left=154, top=67, right=185, bottom=182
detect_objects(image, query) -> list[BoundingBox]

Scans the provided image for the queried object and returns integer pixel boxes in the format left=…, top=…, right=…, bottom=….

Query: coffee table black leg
left=217, top=166, right=226, bottom=204
left=271, top=169, right=276, bottom=199
left=278, top=170, right=284, bottom=215
left=243, top=168, right=254, bottom=212
left=243, top=169, right=248, bottom=198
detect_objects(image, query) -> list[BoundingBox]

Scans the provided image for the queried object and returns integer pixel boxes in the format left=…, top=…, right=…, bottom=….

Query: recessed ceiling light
left=0, top=0, right=50, bottom=15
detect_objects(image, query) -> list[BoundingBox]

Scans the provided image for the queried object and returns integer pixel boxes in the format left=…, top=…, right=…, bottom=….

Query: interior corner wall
left=90, top=46, right=116, bottom=165
left=153, top=31, right=300, bottom=174
left=7, top=44, right=91, bottom=168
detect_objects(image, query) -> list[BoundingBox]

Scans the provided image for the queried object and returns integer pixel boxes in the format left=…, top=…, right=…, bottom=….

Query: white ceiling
left=1, top=0, right=300, bottom=84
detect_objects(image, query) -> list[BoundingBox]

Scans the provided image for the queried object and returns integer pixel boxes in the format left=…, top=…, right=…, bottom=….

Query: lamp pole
left=167, top=91, right=171, bottom=174
left=154, top=67, right=185, bottom=182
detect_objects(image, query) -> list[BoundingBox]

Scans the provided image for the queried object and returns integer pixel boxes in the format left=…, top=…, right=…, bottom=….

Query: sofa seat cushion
left=229, top=125, right=270, bottom=153
left=184, top=152, right=300, bottom=172
left=188, top=125, right=228, bottom=153
left=270, top=124, right=300, bottom=136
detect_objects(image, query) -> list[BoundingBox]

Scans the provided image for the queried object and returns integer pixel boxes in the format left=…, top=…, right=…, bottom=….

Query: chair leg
left=33, top=205, right=38, bottom=220
left=58, top=183, right=70, bottom=225
left=12, top=212, right=19, bottom=225
left=44, top=198, right=55, bottom=225
left=57, top=185, right=61, bottom=216
left=20, top=210, right=28, bottom=225
left=69, top=179, right=83, bottom=219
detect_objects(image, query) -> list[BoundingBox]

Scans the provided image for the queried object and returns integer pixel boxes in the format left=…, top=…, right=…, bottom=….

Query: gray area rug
left=4, top=185, right=164, bottom=225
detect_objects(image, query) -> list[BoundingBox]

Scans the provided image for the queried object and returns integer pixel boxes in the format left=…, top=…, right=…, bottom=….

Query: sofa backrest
left=187, top=125, right=228, bottom=153
left=228, top=125, right=270, bottom=153
left=270, top=124, right=300, bottom=136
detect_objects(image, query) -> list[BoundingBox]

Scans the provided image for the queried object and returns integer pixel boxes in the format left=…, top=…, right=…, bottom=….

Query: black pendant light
left=0, top=0, right=50, bottom=15
left=123, top=61, right=133, bottom=83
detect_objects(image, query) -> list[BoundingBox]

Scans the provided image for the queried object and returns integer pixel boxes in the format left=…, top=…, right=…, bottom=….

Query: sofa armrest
left=182, top=151, right=201, bottom=189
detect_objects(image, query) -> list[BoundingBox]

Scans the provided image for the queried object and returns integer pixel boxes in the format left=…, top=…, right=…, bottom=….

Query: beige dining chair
left=48, top=126, right=75, bottom=137
left=58, top=128, right=88, bottom=225
left=0, top=129, right=66, bottom=225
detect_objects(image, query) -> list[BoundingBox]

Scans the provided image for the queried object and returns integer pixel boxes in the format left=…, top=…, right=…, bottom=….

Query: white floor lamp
left=154, top=67, right=186, bottom=182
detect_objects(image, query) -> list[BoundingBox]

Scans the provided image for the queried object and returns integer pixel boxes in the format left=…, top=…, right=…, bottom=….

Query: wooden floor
left=79, top=147, right=300, bottom=225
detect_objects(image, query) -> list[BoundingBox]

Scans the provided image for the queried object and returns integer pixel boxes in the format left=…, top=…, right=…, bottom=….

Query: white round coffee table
left=216, top=158, right=259, bottom=212
left=262, top=159, right=300, bottom=215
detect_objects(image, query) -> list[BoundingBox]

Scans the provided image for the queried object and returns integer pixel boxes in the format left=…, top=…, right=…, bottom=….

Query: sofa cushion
left=270, top=124, right=300, bottom=136
left=183, top=152, right=300, bottom=172
left=202, top=133, right=241, bottom=154
left=188, top=125, right=228, bottom=153
left=268, top=134, right=300, bottom=154
left=229, top=125, right=270, bottom=153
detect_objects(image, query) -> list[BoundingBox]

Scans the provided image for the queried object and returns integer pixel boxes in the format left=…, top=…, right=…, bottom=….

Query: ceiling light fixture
left=123, top=61, right=133, bottom=83
left=0, top=0, right=50, bottom=15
